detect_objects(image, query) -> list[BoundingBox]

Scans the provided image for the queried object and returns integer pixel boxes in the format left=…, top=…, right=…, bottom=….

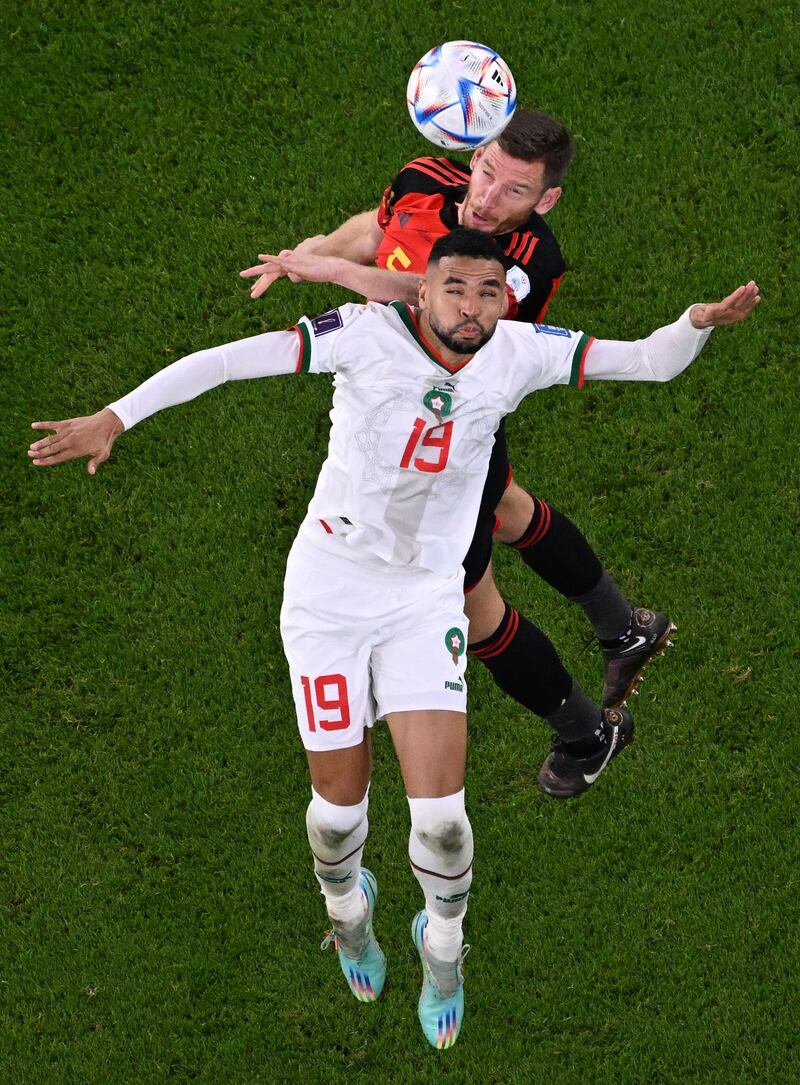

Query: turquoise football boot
left=411, top=910, right=469, bottom=1049
left=321, top=869, right=386, bottom=1002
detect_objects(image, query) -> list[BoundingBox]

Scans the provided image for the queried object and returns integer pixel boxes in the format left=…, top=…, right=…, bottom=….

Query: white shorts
left=280, top=535, right=469, bottom=752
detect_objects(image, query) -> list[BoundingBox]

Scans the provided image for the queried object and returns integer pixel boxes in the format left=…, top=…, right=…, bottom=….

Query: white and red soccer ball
left=406, top=41, right=517, bottom=151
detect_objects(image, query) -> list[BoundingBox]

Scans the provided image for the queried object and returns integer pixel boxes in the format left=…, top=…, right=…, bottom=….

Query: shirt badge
left=423, top=388, right=453, bottom=421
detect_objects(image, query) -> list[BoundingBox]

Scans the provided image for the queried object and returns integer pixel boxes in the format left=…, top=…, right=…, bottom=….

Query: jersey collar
left=440, top=191, right=466, bottom=230
left=390, top=301, right=474, bottom=374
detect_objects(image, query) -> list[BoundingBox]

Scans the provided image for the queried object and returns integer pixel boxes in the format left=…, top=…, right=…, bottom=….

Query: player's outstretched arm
left=246, top=251, right=422, bottom=306
left=583, top=281, right=760, bottom=384
left=28, top=327, right=314, bottom=473
left=242, top=209, right=383, bottom=299
left=29, top=409, right=124, bottom=473
left=301, top=210, right=384, bottom=264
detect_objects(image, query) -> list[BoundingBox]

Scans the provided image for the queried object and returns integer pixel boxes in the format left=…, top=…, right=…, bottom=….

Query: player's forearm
left=108, top=330, right=300, bottom=430
left=583, top=308, right=713, bottom=383
left=322, top=257, right=421, bottom=304
left=306, top=210, right=384, bottom=264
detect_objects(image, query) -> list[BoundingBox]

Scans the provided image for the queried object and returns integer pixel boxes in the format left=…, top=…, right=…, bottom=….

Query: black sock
left=508, top=497, right=633, bottom=639
left=598, top=615, right=637, bottom=648
left=571, top=570, right=633, bottom=641
left=509, top=496, right=603, bottom=598
left=468, top=603, right=571, bottom=719
left=545, top=680, right=605, bottom=750
left=562, top=718, right=609, bottom=757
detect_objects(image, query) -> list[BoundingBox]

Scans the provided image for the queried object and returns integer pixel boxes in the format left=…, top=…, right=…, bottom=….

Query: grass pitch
left=2, top=1, right=799, bottom=1081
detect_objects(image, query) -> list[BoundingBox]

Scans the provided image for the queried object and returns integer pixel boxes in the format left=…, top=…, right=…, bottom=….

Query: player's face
left=419, top=256, right=507, bottom=356
left=460, top=143, right=561, bottom=235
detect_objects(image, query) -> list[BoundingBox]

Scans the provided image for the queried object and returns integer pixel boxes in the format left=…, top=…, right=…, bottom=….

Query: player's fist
left=690, top=282, right=761, bottom=328
left=28, top=408, right=124, bottom=474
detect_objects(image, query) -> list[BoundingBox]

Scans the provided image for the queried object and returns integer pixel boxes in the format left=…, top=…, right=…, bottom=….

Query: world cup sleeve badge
left=445, top=627, right=466, bottom=666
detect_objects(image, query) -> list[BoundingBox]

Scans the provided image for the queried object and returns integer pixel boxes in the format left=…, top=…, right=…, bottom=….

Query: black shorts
left=463, top=419, right=512, bottom=591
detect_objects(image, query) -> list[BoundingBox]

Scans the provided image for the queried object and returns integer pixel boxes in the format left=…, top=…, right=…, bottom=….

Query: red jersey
left=375, top=157, right=566, bottom=323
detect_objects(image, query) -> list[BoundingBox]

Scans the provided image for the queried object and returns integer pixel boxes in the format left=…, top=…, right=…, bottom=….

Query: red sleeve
left=377, top=184, right=393, bottom=231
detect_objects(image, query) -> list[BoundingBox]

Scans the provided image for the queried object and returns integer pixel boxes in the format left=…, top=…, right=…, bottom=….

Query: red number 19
left=400, top=417, right=453, bottom=474
left=300, top=673, right=351, bottom=732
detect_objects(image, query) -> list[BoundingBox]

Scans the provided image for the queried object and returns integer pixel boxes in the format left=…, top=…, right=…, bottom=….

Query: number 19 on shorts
left=300, top=673, right=351, bottom=732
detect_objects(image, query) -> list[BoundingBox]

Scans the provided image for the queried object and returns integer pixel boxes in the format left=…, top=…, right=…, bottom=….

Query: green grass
left=2, top=1, right=799, bottom=1081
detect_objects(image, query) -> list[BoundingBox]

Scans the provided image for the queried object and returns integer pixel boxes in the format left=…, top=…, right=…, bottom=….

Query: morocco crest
left=445, top=627, right=466, bottom=666
left=423, top=388, right=453, bottom=422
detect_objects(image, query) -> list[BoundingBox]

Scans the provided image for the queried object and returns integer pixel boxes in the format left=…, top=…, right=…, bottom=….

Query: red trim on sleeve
left=576, top=336, right=596, bottom=390
left=319, top=519, right=333, bottom=534
left=293, top=325, right=305, bottom=373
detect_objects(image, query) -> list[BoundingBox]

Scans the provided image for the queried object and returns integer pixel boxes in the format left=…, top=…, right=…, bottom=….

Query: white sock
left=306, top=787, right=369, bottom=933
left=407, top=790, right=473, bottom=962
left=423, top=913, right=465, bottom=965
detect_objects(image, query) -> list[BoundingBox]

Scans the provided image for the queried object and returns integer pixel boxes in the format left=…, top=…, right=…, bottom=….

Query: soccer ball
left=406, top=41, right=517, bottom=151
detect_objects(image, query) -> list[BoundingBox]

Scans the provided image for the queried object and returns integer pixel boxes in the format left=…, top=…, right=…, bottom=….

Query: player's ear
left=534, top=186, right=562, bottom=215
left=418, top=278, right=429, bottom=309
left=469, top=146, right=486, bottom=170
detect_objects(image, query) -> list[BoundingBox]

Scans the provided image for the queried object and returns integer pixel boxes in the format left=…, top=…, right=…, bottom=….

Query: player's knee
left=419, top=817, right=470, bottom=855
left=465, top=567, right=506, bottom=644
left=409, top=793, right=473, bottom=861
left=306, top=788, right=368, bottom=855
left=495, top=482, right=535, bottom=544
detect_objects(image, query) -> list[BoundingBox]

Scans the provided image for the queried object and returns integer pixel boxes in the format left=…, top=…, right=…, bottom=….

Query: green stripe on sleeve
left=569, top=332, right=591, bottom=387
left=296, top=320, right=312, bottom=374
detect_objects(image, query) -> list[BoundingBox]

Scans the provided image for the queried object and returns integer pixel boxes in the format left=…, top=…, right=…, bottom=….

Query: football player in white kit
left=29, top=229, right=759, bottom=1049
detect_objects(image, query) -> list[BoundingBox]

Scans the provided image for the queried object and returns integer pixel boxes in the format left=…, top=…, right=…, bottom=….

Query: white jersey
left=108, top=299, right=710, bottom=580
left=291, top=302, right=592, bottom=576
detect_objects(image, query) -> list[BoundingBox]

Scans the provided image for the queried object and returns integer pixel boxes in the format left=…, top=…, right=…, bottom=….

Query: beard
left=428, top=314, right=498, bottom=355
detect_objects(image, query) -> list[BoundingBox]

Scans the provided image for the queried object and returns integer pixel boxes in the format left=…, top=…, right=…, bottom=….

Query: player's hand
left=251, top=251, right=344, bottom=287
left=690, top=282, right=761, bottom=329
left=28, top=408, right=124, bottom=474
left=240, top=249, right=293, bottom=298
left=240, top=235, right=327, bottom=298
